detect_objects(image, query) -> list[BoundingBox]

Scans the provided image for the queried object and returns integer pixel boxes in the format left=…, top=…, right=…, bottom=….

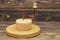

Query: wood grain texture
left=0, top=21, right=60, bottom=40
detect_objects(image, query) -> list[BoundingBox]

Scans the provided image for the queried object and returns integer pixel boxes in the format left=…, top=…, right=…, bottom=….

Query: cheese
left=16, top=19, right=32, bottom=31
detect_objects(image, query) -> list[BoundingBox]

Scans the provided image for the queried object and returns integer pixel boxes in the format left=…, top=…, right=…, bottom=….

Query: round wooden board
left=6, top=24, right=40, bottom=38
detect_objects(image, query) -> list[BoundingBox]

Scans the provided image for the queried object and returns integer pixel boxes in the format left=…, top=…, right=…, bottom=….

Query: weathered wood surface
left=0, top=21, right=60, bottom=40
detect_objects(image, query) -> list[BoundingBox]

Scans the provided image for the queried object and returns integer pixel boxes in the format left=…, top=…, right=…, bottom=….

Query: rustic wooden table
left=0, top=21, right=60, bottom=40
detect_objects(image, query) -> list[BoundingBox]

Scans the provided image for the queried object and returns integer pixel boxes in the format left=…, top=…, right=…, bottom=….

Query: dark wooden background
left=0, top=0, right=60, bottom=21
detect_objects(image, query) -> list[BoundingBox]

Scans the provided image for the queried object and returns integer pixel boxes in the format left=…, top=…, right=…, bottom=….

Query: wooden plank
left=0, top=21, right=60, bottom=40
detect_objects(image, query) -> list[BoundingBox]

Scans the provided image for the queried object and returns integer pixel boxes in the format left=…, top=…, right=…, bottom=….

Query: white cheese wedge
left=16, top=19, right=32, bottom=31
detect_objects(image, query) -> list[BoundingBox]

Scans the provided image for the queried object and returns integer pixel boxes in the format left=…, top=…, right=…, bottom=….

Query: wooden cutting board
left=6, top=24, right=40, bottom=38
